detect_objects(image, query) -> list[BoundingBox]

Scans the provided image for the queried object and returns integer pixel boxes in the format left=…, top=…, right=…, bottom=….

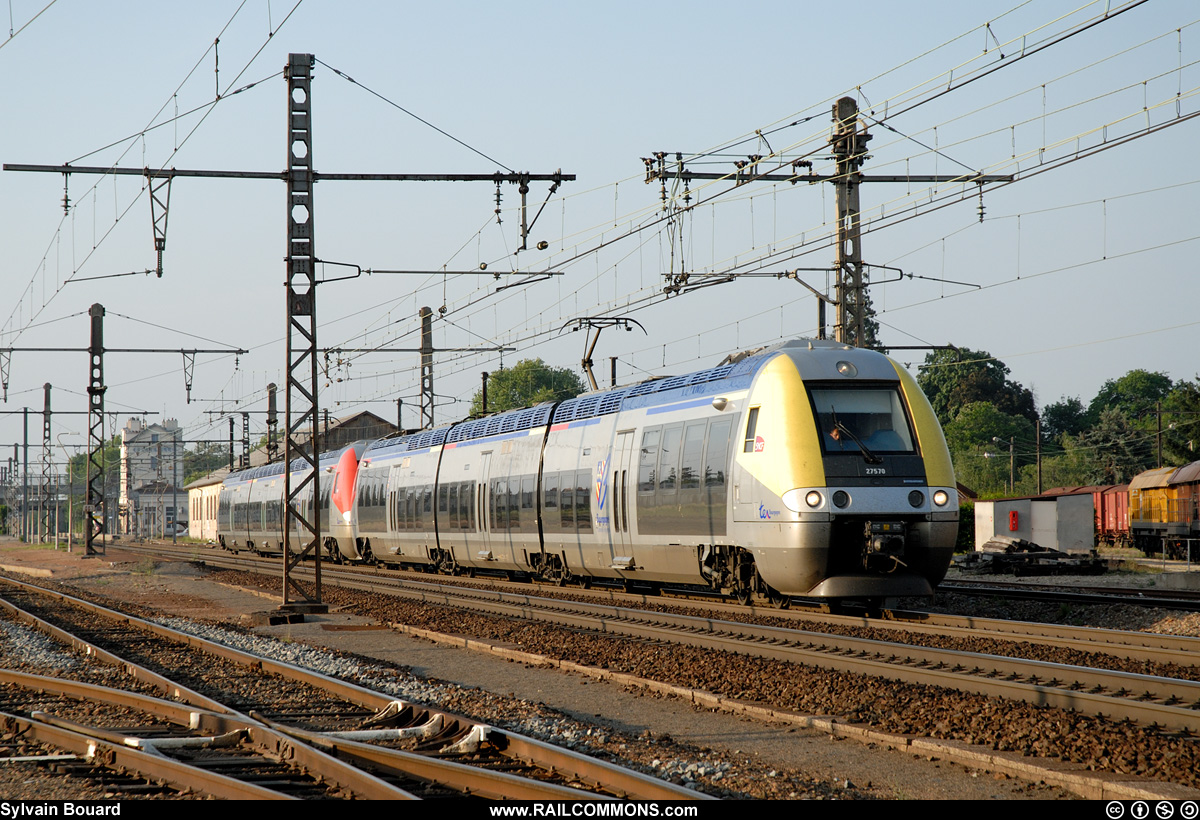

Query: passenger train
left=216, top=339, right=959, bottom=605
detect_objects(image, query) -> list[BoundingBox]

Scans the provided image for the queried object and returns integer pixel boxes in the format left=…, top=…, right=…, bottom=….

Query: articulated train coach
left=214, top=339, right=959, bottom=606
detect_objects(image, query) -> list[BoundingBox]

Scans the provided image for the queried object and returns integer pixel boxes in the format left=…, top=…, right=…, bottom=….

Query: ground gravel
left=202, top=568, right=1200, bottom=792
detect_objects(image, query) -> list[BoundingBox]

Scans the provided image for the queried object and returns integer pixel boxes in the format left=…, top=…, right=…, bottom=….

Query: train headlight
left=342, top=510, right=353, bottom=524
left=908, top=490, right=925, bottom=508
left=933, top=490, right=950, bottom=507
left=783, top=489, right=824, bottom=511
left=832, top=490, right=850, bottom=508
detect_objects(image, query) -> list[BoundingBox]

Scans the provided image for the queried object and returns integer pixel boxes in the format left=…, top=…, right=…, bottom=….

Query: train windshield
left=810, top=387, right=916, bottom=455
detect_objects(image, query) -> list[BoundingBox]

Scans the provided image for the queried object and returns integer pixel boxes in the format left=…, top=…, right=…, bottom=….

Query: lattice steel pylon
left=281, top=54, right=325, bottom=611
left=85, top=304, right=105, bottom=556
left=40, top=383, right=51, bottom=542
left=830, top=97, right=870, bottom=348
left=419, top=307, right=434, bottom=430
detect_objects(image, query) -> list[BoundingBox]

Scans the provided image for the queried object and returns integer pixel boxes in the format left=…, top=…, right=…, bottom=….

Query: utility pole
left=283, top=53, right=324, bottom=612
left=22, top=408, right=28, bottom=542
left=419, top=307, right=434, bottom=430
left=1036, top=418, right=1042, bottom=495
left=266, top=384, right=279, bottom=463
left=86, top=304, right=104, bottom=555
left=831, top=97, right=869, bottom=347
left=641, top=97, right=1012, bottom=346
left=40, top=383, right=51, bottom=542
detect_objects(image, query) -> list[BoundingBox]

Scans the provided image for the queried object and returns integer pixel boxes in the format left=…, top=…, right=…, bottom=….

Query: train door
left=476, top=450, right=494, bottom=562
left=610, top=431, right=635, bottom=557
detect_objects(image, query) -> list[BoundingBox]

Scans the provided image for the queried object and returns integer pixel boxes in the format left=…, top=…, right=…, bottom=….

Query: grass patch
left=131, top=558, right=157, bottom=576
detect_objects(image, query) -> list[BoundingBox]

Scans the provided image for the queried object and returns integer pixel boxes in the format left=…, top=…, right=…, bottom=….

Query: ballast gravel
left=5, top=548, right=1195, bottom=800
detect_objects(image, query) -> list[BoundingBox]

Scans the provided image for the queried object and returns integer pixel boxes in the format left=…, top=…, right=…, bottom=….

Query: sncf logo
left=595, top=455, right=610, bottom=509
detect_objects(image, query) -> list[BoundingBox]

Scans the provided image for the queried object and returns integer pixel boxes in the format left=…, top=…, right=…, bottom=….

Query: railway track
left=51, top=540, right=1200, bottom=793
left=283, top=569, right=1200, bottom=732
left=938, top=578, right=1200, bottom=611
left=0, top=574, right=707, bottom=801
left=117, top=542, right=1200, bottom=731
left=139, top=541, right=1200, bottom=668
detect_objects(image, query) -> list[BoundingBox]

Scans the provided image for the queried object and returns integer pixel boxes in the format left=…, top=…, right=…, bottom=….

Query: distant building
left=119, top=417, right=184, bottom=539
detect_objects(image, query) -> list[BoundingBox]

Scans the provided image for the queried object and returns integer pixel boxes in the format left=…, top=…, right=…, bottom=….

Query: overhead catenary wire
left=7, top=2, right=1194, bottom=442
left=0, top=2, right=306, bottom=345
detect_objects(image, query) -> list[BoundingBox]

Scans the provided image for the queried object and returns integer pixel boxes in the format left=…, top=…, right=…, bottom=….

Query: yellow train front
left=717, top=340, right=958, bottom=604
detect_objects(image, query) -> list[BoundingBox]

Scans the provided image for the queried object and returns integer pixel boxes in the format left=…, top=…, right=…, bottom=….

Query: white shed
left=975, top=492, right=1094, bottom=554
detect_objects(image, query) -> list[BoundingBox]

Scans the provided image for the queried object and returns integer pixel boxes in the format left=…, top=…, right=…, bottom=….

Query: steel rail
left=0, top=709, right=293, bottom=800
left=0, top=575, right=706, bottom=800
left=254, top=715, right=626, bottom=801
left=118, top=542, right=1200, bottom=663
left=264, top=567, right=1200, bottom=733
left=884, top=608, right=1200, bottom=658
left=938, top=579, right=1200, bottom=612
left=0, top=668, right=418, bottom=799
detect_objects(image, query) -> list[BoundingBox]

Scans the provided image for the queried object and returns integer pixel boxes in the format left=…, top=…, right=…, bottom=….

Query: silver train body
left=216, top=340, right=959, bottom=602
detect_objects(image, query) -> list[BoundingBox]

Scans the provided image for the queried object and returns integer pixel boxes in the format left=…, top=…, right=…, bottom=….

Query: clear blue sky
left=0, top=0, right=1196, bottom=458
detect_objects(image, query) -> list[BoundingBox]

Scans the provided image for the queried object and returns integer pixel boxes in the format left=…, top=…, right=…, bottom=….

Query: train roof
left=342, top=339, right=899, bottom=459
left=1129, top=466, right=1177, bottom=490
left=1170, top=460, right=1200, bottom=485
left=226, top=448, right=342, bottom=483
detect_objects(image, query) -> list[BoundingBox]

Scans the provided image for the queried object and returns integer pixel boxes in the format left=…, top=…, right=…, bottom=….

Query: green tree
left=1086, top=369, right=1173, bottom=426
left=943, top=402, right=1034, bottom=453
left=917, top=348, right=1036, bottom=427
left=1159, top=378, right=1200, bottom=466
left=1041, top=396, right=1087, bottom=442
left=184, top=442, right=233, bottom=485
left=943, top=402, right=1036, bottom=496
left=1073, top=407, right=1154, bottom=484
left=1030, top=442, right=1095, bottom=491
left=469, top=359, right=585, bottom=415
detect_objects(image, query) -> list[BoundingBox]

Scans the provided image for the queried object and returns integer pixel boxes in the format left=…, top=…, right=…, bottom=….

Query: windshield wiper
left=833, top=419, right=884, bottom=465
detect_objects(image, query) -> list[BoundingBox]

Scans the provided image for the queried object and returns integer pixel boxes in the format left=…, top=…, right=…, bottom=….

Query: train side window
left=508, top=479, right=521, bottom=532
left=543, top=472, right=559, bottom=532
left=496, top=479, right=508, bottom=532
left=743, top=407, right=760, bottom=453
left=438, top=485, right=449, bottom=532
left=680, top=422, right=706, bottom=490
left=464, top=482, right=473, bottom=530
left=521, top=476, right=535, bottom=533
left=560, top=475, right=575, bottom=528
left=575, top=470, right=592, bottom=532
left=658, top=425, right=683, bottom=493
left=638, top=428, right=661, bottom=496
left=706, top=419, right=733, bottom=488
left=448, top=483, right=459, bottom=530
